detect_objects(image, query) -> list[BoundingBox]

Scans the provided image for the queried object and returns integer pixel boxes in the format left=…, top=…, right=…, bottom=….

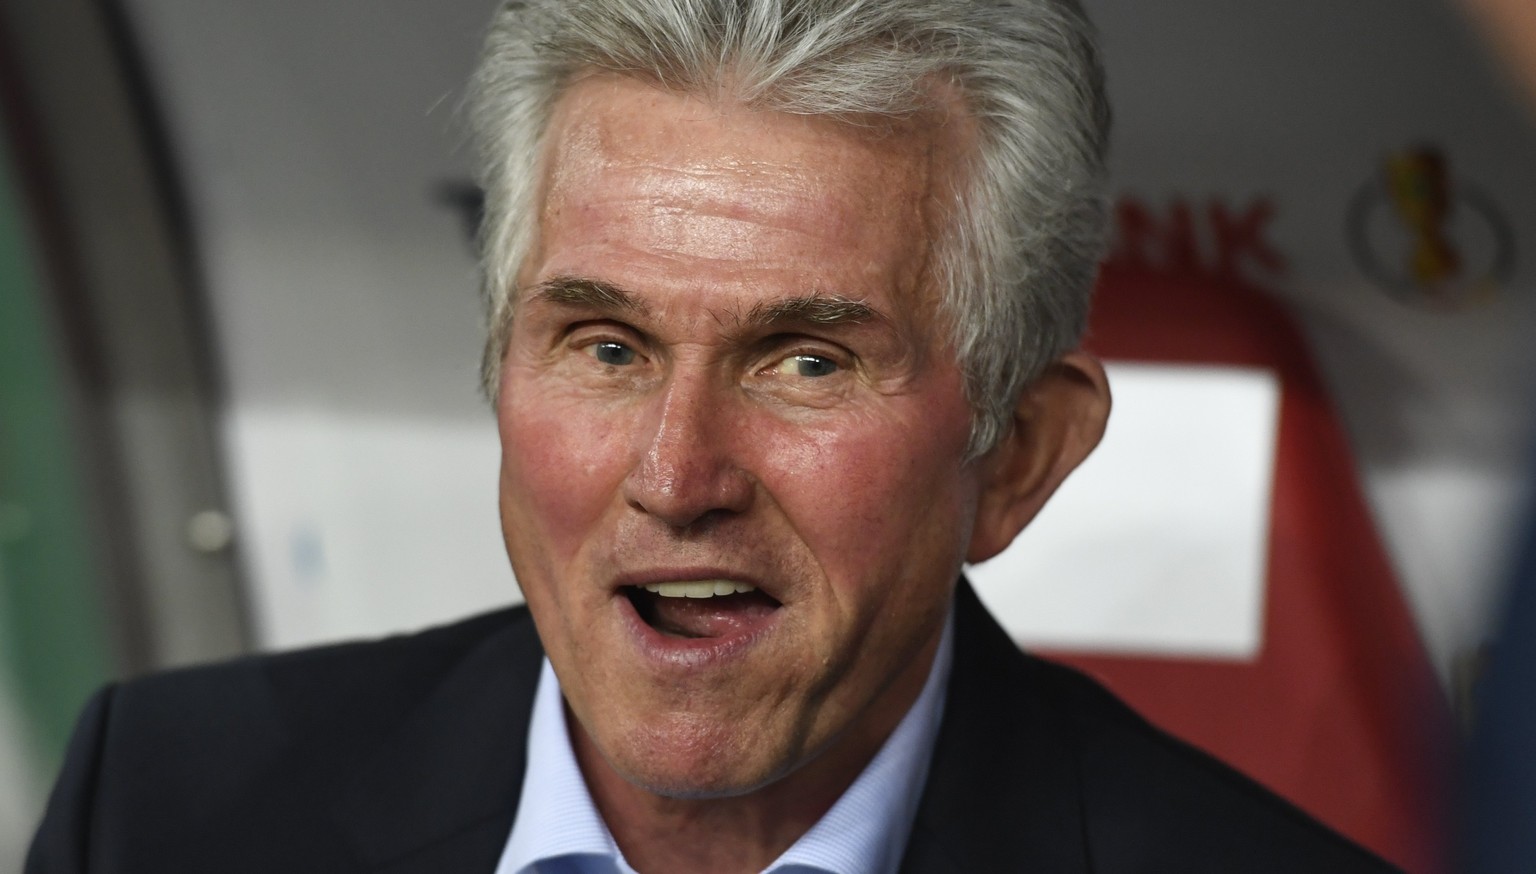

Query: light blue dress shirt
left=495, top=610, right=955, bottom=874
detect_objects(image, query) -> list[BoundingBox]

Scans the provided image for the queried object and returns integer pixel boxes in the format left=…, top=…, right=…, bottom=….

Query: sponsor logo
left=1108, top=196, right=1286, bottom=285
left=1347, top=146, right=1514, bottom=309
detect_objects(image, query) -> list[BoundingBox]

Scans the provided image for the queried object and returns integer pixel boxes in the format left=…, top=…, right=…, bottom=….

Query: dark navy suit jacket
left=27, top=583, right=1397, bottom=873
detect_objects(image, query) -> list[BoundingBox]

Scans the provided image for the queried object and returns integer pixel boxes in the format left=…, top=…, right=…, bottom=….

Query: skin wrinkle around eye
left=519, top=275, right=909, bottom=399
left=563, top=331, right=863, bottom=412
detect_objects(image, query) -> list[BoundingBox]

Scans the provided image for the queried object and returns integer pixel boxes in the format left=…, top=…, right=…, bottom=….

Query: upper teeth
left=641, top=580, right=756, bottom=598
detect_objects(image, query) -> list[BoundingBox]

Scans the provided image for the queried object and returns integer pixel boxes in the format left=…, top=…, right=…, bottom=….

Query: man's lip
left=616, top=588, right=782, bottom=668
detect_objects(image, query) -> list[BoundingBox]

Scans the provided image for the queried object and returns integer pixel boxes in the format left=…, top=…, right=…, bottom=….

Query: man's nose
left=622, top=372, right=754, bottom=531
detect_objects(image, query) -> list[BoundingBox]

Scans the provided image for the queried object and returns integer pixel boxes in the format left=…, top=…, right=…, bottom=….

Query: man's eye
left=591, top=341, right=637, bottom=366
left=774, top=354, right=839, bottom=378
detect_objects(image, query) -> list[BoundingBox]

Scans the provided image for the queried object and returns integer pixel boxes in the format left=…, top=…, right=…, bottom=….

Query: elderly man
left=29, top=1, right=1396, bottom=872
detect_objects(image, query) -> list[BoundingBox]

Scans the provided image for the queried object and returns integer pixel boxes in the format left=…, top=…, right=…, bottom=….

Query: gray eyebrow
left=740, top=294, right=880, bottom=331
left=527, top=279, right=879, bottom=333
left=526, top=276, right=650, bottom=317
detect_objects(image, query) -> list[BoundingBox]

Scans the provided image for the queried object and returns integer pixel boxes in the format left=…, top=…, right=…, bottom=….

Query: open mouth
left=624, top=581, right=782, bottom=639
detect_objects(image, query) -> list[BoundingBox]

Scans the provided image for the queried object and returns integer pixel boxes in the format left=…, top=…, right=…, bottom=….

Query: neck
left=570, top=633, right=942, bottom=874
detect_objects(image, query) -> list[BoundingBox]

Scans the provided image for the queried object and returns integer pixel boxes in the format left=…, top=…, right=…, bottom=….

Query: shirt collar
left=497, top=609, right=955, bottom=874
left=496, top=656, right=629, bottom=874
left=770, top=609, right=954, bottom=874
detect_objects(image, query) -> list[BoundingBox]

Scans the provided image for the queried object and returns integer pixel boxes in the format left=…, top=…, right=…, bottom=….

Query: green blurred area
left=0, top=137, right=113, bottom=772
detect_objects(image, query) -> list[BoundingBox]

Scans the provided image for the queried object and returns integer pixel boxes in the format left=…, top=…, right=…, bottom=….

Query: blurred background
left=1, top=0, right=1533, bottom=871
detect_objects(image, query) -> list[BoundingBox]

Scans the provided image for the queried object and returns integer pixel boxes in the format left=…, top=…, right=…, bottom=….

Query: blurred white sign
left=227, top=408, right=513, bottom=650
left=970, top=362, right=1280, bottom=660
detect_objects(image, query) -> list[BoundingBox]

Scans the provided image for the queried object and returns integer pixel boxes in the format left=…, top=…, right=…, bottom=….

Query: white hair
left=469, top=0, right=1109, bottom=456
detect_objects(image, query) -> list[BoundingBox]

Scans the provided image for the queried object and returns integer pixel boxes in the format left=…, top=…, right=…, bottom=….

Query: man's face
left=497, top=75, right=986, bottom=797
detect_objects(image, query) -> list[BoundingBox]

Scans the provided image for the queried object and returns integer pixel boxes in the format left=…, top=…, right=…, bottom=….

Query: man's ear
left=966, top=351, right=1111, bottom=563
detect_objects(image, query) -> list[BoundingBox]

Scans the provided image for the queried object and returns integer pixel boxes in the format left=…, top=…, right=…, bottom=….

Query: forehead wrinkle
left=607, top=167, right=830, bottom=239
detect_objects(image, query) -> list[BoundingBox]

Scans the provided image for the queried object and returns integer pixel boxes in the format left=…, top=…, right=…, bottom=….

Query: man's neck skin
left=569, top=628, right=943, bottom=874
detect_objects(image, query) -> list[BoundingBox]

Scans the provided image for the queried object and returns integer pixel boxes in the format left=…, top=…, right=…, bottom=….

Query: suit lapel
left=334, top=609, right=546, bottom=873
left=900, top=581, right=1092, bottom=873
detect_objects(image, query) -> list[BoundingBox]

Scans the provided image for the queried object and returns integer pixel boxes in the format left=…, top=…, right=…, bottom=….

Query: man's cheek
left=501, top=402, right=630, bottom=548
left=756, top=418, right=937, bottom=558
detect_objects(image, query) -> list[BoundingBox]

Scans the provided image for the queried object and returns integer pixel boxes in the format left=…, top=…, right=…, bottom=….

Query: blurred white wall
left=120, top=0, right=511, bottom=648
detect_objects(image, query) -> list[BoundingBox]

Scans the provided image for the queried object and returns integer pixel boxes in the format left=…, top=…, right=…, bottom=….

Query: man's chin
left=624, top=770, right=774, bottom=801
left=589, top=728, right=801, bottom=802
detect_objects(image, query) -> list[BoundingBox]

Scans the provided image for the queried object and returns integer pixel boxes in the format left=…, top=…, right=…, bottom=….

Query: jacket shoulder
left=1021, top=654, right=1401, bottom=872
left=908, top=584, right=1402, bottom=874
left=27, top=606, right=540, bottom=873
